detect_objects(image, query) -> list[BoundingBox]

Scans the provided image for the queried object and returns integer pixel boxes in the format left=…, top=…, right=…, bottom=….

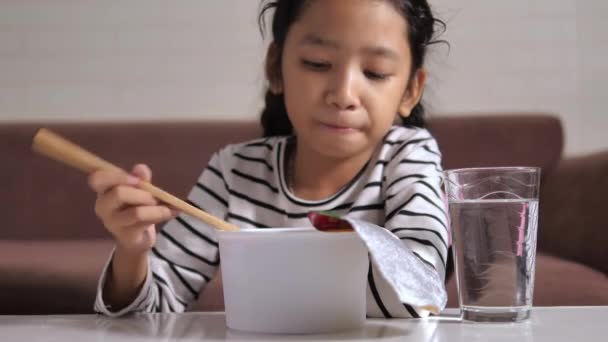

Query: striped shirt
left=94, top=125, right=449, bottom=318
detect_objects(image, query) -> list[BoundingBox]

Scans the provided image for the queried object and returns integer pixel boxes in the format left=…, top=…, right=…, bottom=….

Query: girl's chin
left=308, top=139, right=371, bottom=160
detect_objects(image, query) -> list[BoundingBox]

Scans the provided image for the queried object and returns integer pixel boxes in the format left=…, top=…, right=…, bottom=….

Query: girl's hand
left=88, top=164, right=176, bottom=255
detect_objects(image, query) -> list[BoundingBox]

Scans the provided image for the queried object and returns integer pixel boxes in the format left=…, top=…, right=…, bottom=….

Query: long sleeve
left=366, top=131, right=449, bottom=318
left=93, top=131, right=450, bottom=318
left=94, top=152, right=228, bottom=316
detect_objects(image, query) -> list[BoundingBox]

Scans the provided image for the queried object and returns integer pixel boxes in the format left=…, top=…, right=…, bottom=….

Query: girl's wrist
left=114, top=242, right=150, bottom=260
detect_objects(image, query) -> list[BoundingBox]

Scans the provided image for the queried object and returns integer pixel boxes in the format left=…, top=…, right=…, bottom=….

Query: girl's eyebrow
left=362, top=46, right=400, bottom=61
left=300, top=33, right=339, bottom=49
left=299, top=33, right=399, bottom=61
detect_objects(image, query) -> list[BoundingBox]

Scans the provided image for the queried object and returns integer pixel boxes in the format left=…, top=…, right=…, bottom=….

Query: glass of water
left=444, top=167, right=541, bottom=322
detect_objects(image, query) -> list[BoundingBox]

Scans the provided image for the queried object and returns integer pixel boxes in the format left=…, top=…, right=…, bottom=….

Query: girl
left=91, top=0, right=449, bottom=318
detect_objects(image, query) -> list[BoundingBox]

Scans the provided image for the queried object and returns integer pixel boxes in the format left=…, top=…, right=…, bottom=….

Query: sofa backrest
left=0, top=113, right=562, bottom=240
left=428, top=114, right=563, bottom=170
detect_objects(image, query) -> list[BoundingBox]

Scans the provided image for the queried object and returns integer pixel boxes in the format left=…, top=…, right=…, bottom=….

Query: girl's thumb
left=131, top=163, right=152, bottom=182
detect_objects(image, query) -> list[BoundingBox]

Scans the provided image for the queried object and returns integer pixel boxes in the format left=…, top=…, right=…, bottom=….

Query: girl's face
left=280, top=0, right=425, bottom=160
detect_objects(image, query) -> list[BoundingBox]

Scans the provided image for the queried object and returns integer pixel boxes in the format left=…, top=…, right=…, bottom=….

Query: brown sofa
left=1, top=114, right=607, bottom=315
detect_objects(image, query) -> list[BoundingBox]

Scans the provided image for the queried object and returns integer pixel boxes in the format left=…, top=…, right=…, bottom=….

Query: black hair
left=258, top=0, right=447, bottom=137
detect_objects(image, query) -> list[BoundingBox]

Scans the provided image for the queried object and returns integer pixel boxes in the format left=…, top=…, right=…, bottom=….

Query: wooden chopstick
left=31, top=128, right=239, bottom=232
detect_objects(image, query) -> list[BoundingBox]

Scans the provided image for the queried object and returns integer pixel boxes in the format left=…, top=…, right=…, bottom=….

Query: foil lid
left=309, top=212, right=447, bottom=314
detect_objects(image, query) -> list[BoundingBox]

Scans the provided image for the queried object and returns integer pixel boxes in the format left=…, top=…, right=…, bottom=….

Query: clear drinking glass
left=444, top=167, right=541, bottom=322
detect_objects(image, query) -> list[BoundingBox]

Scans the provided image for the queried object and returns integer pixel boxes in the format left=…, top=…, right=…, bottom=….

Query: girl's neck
left=287, top=138, right=374, bottom=201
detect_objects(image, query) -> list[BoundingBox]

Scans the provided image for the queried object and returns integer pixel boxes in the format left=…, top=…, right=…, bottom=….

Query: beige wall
left=0, top=0, right=606, bottom=156
left=429, top=0, right=607, bottom=156
left=0, top=0, right=266, bottom=122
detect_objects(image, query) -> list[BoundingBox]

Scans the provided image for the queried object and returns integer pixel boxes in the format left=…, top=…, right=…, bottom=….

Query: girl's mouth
left=320, top=122, right=358, bottom=133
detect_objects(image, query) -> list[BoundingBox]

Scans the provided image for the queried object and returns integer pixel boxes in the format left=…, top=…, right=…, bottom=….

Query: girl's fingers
left=109, top=205, right=174, bottom=229
left=89, top=169, right=139, bottom=194
left=131, top=164, right=152, bottom=183
left=95, top=186, right=157, bottom=218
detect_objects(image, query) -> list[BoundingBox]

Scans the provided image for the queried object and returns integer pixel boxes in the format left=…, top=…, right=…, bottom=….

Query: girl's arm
left=101, top=246, right=150, bottom=311
left=94, top=152, right=229, bottom=316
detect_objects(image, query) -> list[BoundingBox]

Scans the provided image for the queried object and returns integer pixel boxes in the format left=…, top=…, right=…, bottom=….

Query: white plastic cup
left=218, top=228, right=368, bottom=334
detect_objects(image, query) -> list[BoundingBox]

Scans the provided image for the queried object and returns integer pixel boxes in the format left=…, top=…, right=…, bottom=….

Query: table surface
left=1, top=307, right=607, bottom=341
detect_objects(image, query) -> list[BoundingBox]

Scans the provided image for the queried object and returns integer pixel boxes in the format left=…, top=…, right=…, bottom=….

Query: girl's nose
left=325, top=68, right=360, bottom=111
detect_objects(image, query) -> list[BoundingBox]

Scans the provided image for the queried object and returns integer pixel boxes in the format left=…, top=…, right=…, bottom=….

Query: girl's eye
left=364, top=70, right=390, bottom=81
left=301, top=59, right=331, bottom=71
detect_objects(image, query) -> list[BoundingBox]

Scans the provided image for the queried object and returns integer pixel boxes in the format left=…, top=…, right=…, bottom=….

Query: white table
left=1, top=307, right=606, bottom=341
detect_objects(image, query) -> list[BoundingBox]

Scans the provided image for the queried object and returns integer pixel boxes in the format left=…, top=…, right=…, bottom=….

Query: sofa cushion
left=446, top=252, right=608, bottom=307
left=0, top=239, right=225, bottom=314
left=0, top=240, right=114, bottom=314
left=539, top=151, right=608, bottom=275
left=2, top=241, right=605, bottom=315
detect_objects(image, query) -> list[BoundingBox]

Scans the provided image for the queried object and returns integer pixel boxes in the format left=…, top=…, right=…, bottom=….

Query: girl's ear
left=265, top=42, right=283, bottom=95
left=398, top=68, right=427, bottom=118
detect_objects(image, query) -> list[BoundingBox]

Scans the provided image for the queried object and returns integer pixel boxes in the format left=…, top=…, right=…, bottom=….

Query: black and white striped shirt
left=95, top=125, right=449, bottom=318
